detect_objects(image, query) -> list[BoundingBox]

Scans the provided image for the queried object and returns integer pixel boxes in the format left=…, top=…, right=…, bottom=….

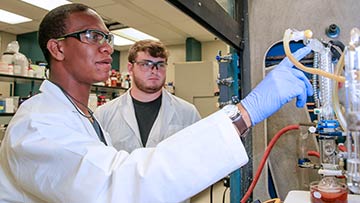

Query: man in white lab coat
left=0, top=3, right=313, bottom=203
left=95, top=40, right=201, bottom=153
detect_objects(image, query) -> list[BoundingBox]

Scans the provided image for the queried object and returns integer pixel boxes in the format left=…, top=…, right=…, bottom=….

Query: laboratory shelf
left=92, top=83, right=128, bottom=91
left=0, top=73, right=128, bottom=91
left=0, top=73, right=44, bottom=83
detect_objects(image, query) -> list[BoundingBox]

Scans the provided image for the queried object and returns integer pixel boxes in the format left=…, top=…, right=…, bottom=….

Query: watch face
left=222, top=104, right=238, bottom=118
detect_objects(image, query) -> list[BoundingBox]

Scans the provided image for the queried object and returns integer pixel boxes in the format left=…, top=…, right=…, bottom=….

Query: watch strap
left=233, top=114, right=249, bottom=138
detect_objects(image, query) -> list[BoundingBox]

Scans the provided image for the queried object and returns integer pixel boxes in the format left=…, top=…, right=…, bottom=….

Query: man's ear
left=47, top=39, right=65, bottom=61
left=127, top=62, right=133, bottom=72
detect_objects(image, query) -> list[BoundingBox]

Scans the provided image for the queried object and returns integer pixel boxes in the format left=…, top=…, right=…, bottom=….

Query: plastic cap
left=308, top=126, right=317, bottom=133
left=304, top=30, right=313, bottom=39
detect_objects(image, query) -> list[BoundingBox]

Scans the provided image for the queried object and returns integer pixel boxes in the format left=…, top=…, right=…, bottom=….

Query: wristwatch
left=222, top=104, right=249, bottom=138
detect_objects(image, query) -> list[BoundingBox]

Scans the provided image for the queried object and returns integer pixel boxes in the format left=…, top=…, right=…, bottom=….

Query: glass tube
left=345, top=28, right=360, bottom=194
left=319, top=47, right=335, bottom=123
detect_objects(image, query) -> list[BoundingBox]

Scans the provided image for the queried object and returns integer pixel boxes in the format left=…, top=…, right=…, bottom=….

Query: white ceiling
left=0, top=0, right=221, bottom=50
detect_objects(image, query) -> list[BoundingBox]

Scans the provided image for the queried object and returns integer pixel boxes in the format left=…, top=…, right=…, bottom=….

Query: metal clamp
left=216, top=77, right=234, bottom=86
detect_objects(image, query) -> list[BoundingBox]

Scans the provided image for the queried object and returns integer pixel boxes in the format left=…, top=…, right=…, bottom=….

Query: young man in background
left=95, top=40, right=201, bottom=153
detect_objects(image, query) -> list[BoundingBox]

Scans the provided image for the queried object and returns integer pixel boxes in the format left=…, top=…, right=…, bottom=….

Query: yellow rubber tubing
left=263, top=198, right=281, bottom=203
left=283, top=31, right=345, bottom=83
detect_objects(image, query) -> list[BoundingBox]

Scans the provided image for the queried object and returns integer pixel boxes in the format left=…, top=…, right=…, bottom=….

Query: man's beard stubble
left=132, top=75, right=165, bottom=94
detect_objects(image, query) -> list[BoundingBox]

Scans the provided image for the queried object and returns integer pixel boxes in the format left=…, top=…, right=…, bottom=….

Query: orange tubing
left=307, top=150, right=320, bottom=158
left=338, top=144, right=347, bottom=152
left=240, top=124, right=300, bottom=203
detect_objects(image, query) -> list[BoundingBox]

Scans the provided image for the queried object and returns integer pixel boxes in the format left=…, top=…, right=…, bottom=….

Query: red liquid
left=310, top=187, right=348, bottom=203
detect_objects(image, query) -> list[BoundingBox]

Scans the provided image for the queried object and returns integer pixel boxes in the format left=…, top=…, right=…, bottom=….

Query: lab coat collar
left=122, top=90, right=142, bottom=142
left=144, top=89, right=176, bottom=146
left=158, top=88, right=176, bottom=126
left=39, top=80, right=110, bottom=145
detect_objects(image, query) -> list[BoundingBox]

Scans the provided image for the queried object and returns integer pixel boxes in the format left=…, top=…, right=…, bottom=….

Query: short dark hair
left=38, top=3, right=93, bottom=66
left=128, top=40, right=169, bottom=63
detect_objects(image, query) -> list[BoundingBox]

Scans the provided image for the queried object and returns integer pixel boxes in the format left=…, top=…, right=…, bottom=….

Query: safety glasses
left=132, top=60, right=167, bottom=71
left=57, top=29, right=114, bottom=48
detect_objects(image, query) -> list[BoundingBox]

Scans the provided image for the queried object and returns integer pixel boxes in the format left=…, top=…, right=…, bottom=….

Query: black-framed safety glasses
left=57, top=29, right=114, bottom=48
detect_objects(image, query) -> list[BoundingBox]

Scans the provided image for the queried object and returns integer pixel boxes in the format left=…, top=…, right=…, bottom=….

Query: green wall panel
left=14, top=82, right=41, bottom=98
left=112, top=50, right=120, bottom=71
left=17, top=32, right=45, bottom=64
left=185, top=37, right=201, bottom=61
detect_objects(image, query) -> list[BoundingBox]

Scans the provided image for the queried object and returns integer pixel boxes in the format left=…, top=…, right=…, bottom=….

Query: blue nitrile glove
left=241, top=46, right=313, bottom=126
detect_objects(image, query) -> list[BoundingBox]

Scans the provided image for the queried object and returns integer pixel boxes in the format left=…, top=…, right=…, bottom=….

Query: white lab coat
left=0, top=80, right=249, bottom=203
left=94, top=88, right=201, bottom=152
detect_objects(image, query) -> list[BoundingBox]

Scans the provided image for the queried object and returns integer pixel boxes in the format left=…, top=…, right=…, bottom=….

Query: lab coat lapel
left=147, top=89, right=175, bottom=145
left=78, top=114, right=99, bottom=140
left=91, top=114, right=113, bottom=146
left=66, top=108, right=100, bottom=143
left=123, top=91, right=142, bottom=143
left=46, top=81, right=102, bottom=143
left=160, top=89, right=175, bottom=130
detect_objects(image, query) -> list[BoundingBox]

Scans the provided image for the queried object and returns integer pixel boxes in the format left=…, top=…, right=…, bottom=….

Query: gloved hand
left=241, top=46, right=313, bottom=126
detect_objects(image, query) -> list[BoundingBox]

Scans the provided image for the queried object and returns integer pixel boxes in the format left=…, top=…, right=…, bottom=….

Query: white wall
left=0, top=31, right=16, bottom=54
left=202, top=40, right=229, bottom=63
left=0, top=32, right=16, bottom=98
left=165, top=44, right=186, bottom=84
left=191, top=180, right=230, bottom=203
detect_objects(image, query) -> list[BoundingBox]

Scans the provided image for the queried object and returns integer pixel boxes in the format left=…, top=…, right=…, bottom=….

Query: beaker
left=310, top=177, right=348, bottom=203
